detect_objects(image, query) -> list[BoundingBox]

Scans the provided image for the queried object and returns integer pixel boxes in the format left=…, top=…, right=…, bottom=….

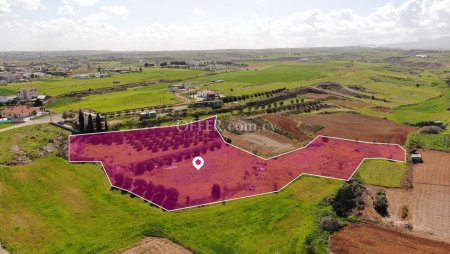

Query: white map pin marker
left=192, top=156, right=204, bottom=170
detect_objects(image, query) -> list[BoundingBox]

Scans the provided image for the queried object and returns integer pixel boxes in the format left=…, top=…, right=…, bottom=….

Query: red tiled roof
left=1, top=105, right=37, bottom=115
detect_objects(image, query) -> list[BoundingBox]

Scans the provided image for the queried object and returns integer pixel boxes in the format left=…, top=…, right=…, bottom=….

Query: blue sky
left=0, top=0, right=449, bottom=50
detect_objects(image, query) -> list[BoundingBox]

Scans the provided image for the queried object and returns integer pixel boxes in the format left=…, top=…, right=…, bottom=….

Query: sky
left=0, top=0, right=449, bottom=51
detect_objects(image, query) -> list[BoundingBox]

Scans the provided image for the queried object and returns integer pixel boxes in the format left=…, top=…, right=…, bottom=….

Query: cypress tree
left=87, top=114, right=94, bottom=133
left=78, top=111, right=85, bottom=133
left=104, top=117, right=109, bottom=132
left=95, top=114, right=102, bottom=132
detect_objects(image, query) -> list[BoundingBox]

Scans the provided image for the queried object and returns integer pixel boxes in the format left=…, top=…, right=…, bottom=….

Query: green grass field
left=0, top=124, right=343, bottom=253
left=0, top=124, right=67, bottom=164
left=0, top=69, right=203, bottom=96
left=0, top=123, right=15, bottom=129
left=352, top=159, right=407, bottom=187
left=389, top=91, right=450, bottom=124
left=407, top=132, right=450, bottom=152
left=49, top=83, right=182, bottom=112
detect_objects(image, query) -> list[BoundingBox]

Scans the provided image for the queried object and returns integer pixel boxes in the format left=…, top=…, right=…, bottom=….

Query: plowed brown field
left=386, top=150, right=450, bottom=242
left=329, top=223, right=450, bottom=254
left=291, top=112, right=415, bottom=144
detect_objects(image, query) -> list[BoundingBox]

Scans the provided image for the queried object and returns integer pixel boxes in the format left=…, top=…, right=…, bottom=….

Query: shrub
left=374, top=191, right=389, bottom=216
left=401, top=206, right=408, bottom=219
left=420, top=126, right=443, bottom=134
left=331, top=181, right=365, bottom=217
left=319, top=216, right=342, bottom=233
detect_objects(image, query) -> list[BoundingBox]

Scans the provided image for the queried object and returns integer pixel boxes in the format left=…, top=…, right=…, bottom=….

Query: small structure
left=37, top=95, right=47, bottom=101
left=168, top=84, right=186, bottom=93
left=189, top=100, right=224, bottom=109
left=94, top=72, right=111, bottom=78
left=17, top=88, right=38, bottom=101
left=197, top=90, right=219, bottom=99
left=0, top=95, right=17, bottom=104
left=139, top=110, right=157, bottom=120
left=73, top=74, right=91, bottom=79
left=411, top=153, right=423, bottom=164
left=433, top=121, right=446, bottom=129
left=0, top=105, right=38, bottom=119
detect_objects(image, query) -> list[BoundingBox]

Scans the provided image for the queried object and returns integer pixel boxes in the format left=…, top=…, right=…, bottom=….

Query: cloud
left=61, top=0, right=101, bottom=7
left=0, top=0, right=43, bottom=14
left=186, top=8, right=205, bottom=15
left=58, top=5, right=75, bottom=16
left=1, top=0, right=450, bottom=50
left=13, top=0, right=43, bottom=10
left=100, top=5, right=129, bottom=16
left=0, top=0, right=11, bottom=15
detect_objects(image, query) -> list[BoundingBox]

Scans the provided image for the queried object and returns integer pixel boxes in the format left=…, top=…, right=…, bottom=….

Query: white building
left=197, top=90, right=219, bottom=99
left=73, top=74, right=91, bottom=79
left=17, top=88, right=38, bottom=101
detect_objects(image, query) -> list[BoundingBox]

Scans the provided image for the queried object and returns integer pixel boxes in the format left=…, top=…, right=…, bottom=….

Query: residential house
left=0, top=105, right=38, bottom=119
left=17, top=88, right=38, bottom=101
left=197, top=90, right=219, bottom=99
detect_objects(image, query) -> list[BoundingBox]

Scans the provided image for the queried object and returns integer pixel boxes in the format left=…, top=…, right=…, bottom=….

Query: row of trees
left=78, top=111, right=109, bottom=133
left=222, top=88, right=287, bottom=103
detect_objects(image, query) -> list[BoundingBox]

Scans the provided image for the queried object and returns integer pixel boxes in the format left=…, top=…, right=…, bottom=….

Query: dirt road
left=0, top=113, right=62, bottom=133
left=120, top=237, right=191, bottom=254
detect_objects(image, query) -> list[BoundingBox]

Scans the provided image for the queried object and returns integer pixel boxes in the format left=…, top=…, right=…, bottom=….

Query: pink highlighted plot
left=69, top=116, right=405, bottom=211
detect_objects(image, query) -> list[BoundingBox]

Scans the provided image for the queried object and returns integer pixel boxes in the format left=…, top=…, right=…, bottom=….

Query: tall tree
left=104, top=117, right=109, bottom=132
left=78, top=111, right=85, bottom=133
left=87, top=114, right=94, bottom=133
left=95, top=114, right=102, bottom=132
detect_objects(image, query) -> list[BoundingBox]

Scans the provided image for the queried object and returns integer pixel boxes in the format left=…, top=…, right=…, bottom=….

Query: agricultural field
left=352, top=160, right=407, bottom=187
left=290, top=112, right=415, bottom=144
left=0, top=124, right=343, bottom=253
left=385, top=150, right=450, bottom=243
left=407, top=132, right=450, bottom=152
left=0, top=48, right=449, bottom=253
left=329, top=223, right=450, bottom=254
left=49, top=83, right=182, bottom=112
left=0, top=68, right=202, bottom=96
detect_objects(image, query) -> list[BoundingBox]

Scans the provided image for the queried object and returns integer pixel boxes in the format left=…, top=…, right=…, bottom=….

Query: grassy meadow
left=352, top=160, right=407, bottom=187
left=0, top=68, right=203, bottom=96
left=0, top=124, right=342, bottom=253
left=49, top=83, right=183, bottom=112
left=407, top=132, right=450, bottom=152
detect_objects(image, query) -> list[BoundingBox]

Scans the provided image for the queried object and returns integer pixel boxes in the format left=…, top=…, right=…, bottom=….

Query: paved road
left=0, top=113, right=62, bottom=133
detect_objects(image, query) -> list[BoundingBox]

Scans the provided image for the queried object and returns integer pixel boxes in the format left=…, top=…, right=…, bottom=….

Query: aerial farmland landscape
left=0, top=0, right=450, bottom=253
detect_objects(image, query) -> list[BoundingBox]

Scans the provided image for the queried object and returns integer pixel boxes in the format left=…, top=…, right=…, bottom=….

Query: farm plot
left=386, top=150, right=450, bottom=243
left=1, top=69, right=203, bottom=96
left=69, top=117, right=405, bottom=211
left=291, top=112, right=415, bottom=144
left=329, top=223, right=450, bottom=254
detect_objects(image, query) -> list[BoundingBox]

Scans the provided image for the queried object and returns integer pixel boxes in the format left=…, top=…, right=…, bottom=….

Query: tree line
left=78, top=110, right=109, bottom=133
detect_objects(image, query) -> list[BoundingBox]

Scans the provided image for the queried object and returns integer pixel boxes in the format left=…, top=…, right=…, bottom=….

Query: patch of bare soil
left=372, top=106, right=392, bottom=113
left=302, top=93, right=330, bottom=100
left=385, top=150, right=450, bottom=243
left=315, top=82, right=371, bottom=99
left=119, top=237, right=191, bottom=254
left=0, top=244, right=9, bottom=254
left=348, top=85, right=376, bottom=94
left=224, top=129, right=297, bottom=158
left=291, top=112, right=415, bottom=144
left=325, top=98, right=370, bottom=109
left=263, top=114, right=310, bottom=141
left=329, top=223, right=450, bottom=254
